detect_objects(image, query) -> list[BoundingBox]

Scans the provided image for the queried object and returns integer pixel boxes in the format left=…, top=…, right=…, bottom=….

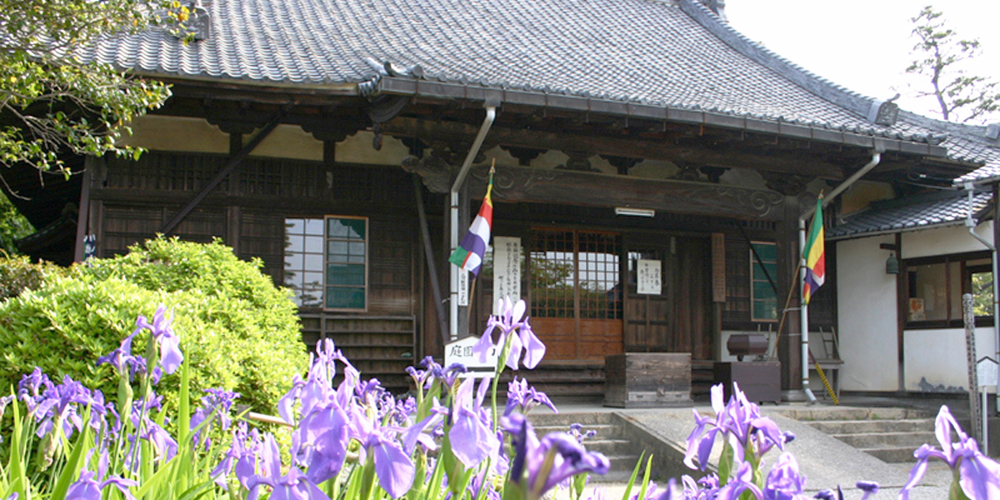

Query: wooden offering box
left=604, top=353, right=693, bottom=408
left=714, top=362, right=781, bottom=404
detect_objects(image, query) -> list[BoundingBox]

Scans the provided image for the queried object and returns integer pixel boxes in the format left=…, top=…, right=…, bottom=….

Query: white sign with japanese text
left=637, top=259, right=662, bottom=295
left=458, top=268, right=469, bottom=306
left=493, top=237, right=522, bottom=314
left=978, top=356, right=998, bottom=387
left=444, top=336, right=498, bottom=378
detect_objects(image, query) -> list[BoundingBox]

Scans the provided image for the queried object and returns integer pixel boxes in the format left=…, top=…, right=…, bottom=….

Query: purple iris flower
left=681, top=474, right=720, bottom=500
left=644, top=478, right=680, bottom=500
left=762, top=452, right=809, bottom=500
left=716, top=461, right=763, bottom=500
left=96, top=327, right=141, bottom=377
left=503, top=413, right=610, bottom=500
left=66, top=450, right=138, bottom=500
left=900, top=405, right=1000, bottom=500
left=449, top=377, right=500, bottom=467
left=124, top=397, right=177, bottom=467
left=17, top=367, right=55, bottom=415
left=855, top=481, right=878, bottom=500
left=473, top=298, right=546, bottom=370
left=365, top=429, right=416, bottom=499
left=297, top=403, right=351, bottom=484
left=211, top=422, right=262, bottom=489
left=569, top=423, right=597, bottom=443
left=504, top=377, right=558, bottom=416
left=190, top=388, right=240, bottom=451
left=685, top=383, right=788, bottom=470
left=135, top=305, right=183, bottom=374
left=246, top=435, right=329, bottom=500
left=29, top=375, right=106, bottom=440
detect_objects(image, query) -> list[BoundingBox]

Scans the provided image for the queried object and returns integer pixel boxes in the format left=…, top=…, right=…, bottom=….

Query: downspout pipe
left=450, top=105, right=497, bottom=341
left=799, top=150, right=882, bottom=403
left=962, top=181, right=1000, bottom=415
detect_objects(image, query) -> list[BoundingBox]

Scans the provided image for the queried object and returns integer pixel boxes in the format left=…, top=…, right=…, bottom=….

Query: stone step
left=832, top=431, right=938, bottom=449
left=530, top=411, right=616, bottom=427
left=777, top=406, right=930, bottom=421
left=861, top=446, right=921, bottom=463
left=601, top=454, right=642, bottom=481
left=534, top=422, right=624, bottom=440
left=807, top=418, right=935, bottom=435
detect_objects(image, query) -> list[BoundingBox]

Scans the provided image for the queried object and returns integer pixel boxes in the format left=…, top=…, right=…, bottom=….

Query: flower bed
left=1, top=299, right=997, bottom=500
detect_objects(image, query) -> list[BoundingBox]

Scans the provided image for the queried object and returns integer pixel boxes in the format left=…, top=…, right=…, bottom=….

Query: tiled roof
left=75, top=0, right=949, bottom=143
left=73, top=0, right=1000, bottom=173
left=827, top=190, right=992, bottom=240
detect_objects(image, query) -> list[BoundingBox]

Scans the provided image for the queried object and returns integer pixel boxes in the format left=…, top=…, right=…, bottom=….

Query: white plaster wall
left=249, top=124, right=323, bottom=161
left=901, top=222, right=994, bottom=259
left=118, top=115, right=229, bottom=153
left=836, top=235, right=900, bottom=391
left=904, top=327, right=997, bottom=394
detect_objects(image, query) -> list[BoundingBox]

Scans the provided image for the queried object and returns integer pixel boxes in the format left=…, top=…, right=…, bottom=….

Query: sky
left=724, top=0, right=1000, bottom=123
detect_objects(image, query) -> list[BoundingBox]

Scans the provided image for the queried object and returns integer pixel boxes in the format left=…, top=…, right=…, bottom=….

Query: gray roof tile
left=75, top=0, right=1000, bottom=178
left=827, top=190, right=992, bottom=240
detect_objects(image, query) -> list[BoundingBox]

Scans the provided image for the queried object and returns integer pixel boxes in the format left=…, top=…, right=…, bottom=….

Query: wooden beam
left=457, top=164, right=787, bottom=221
left=159, top=114, right=281, bottom=235
left=381, top=117, right=847, bottom=180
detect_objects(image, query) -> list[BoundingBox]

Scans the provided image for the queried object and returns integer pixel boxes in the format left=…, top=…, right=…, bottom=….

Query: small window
left=904, top=253, right=992, bottom=328
left=284, top=216, right=368, bottom=311
left=750, top=242, right=778, bottom=321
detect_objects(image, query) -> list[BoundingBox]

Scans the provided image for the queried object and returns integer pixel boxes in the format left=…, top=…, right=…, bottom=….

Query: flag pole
left=468, top=162, right=494, bottom=324
left=800, top=192, right=824, bottom=404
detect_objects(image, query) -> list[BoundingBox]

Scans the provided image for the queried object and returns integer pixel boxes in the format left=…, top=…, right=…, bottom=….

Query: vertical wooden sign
left=493, top=236, right=522, bottom=314
left=712, top=233, right=726, bottom=303
left=458, top=268, right=469, bottom=306
left=637, top=259, right=662, bottom=295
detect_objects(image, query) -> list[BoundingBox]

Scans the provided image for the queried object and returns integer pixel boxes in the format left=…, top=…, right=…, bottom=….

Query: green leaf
left=718, top=440, right=734, bottom=487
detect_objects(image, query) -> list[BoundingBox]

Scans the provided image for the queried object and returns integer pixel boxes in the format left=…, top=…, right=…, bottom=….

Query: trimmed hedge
left=0, top=237, right=308, bottom=414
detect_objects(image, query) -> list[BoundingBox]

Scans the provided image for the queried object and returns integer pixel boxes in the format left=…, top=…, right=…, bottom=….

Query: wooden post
left=777, top=195, right=802, bottom=391
left=964, top=293, right=982, bottom=443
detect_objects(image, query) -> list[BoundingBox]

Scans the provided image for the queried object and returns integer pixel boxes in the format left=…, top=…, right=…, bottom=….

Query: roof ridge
left=677, top=0, right=890, bottom=125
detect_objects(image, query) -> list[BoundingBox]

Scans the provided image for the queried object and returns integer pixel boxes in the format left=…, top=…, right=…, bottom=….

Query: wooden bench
left=808, top=328, right=843, bottom=398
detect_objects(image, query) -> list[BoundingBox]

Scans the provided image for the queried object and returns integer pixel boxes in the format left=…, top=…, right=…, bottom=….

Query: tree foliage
left=906, top=5, right=1000, bottom=123
left=0, top=192, right=33, bottom=254
left=0, top=0, right=173, bottom=183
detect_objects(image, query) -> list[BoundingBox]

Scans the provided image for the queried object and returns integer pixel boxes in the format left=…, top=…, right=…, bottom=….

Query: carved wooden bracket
left=401, top=155, right=455, bottom=194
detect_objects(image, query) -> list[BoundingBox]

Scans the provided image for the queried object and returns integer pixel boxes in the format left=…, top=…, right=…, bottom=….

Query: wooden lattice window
left=529, top=229, right=621, bottom=319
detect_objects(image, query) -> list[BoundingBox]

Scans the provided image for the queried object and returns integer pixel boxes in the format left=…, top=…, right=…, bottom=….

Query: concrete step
left=832, top=431, right=938, bottom=449
left=807, top=418, right=935, bottom=435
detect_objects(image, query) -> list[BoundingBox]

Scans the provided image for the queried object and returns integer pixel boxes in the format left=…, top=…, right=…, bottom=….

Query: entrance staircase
left=530, top=411, right=641, bottom=482
left=782, top=407, right=937, bottom=463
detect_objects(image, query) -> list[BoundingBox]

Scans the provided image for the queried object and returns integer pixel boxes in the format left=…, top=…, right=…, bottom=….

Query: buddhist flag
left=803, top=197, right=825, bottom=305
left=449, top=167, right=494, bottom=276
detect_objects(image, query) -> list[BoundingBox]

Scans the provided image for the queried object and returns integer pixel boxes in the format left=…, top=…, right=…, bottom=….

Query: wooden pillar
left=73, top=158, right=96, bottom=262
left=777, top=195, right=802, bottom=391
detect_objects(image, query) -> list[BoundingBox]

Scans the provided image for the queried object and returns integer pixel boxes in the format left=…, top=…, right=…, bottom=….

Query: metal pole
left=449, top=106, right=496, bottom=340
left=799, top=219, right=816, bottom=403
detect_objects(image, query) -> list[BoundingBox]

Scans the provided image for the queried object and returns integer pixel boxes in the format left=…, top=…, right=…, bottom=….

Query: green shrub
left=0, top=237, right=308, bottom=414
left=0, top=255, right=61, bottom=301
